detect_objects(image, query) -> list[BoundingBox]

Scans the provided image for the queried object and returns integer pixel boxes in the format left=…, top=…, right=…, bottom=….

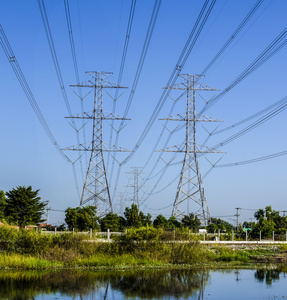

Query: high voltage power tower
left=65, top=71, right=129, bottom=215
left=125, top=167, right=146, bottom=209
left=159, top=74, right=223, bottom=225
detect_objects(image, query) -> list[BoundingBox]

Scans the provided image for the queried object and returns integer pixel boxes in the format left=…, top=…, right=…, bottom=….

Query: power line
left=0, top=24, right=81, bottom=200
left=119, top=0, right=219, bottom=205
left=215, top=149, right=287, bottom=168
left=64, top=0, right=88, bottom=164
left=38, top=0, right=84, bottom=198
left=110, top=0, right=162, bottom=198
left=213, top=96, right=287, bottom=149
left=0, top=25, right=66, bottom=160
left=123, top=0, right=217, bottom=163
left=136, top=0, right=270, bottom=194
left=200, top=26, right=287, bottom=115
left=112, top=0, right=217, bottom=202
left=170, top=25, right=287, bottom=140
left=211, top=96, right=287, bottom=136
left=106, top=0, right=137, bottom=170
left=201, top=0, right=265, bottom=75
left=143, top=26, right=287, bottom=199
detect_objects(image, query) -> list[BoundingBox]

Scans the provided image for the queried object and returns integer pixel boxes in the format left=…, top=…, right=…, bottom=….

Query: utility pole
left=64, top=72, right=130, bottom=215
left=46, top=200, right=49, bottom=225
left=235, top=207, right=240, bottom=231
left=157, top=74, right=222, bottom=225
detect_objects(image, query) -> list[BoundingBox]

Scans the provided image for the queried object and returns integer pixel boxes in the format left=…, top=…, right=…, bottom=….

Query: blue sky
left=1, top=0, right=287, bottom=226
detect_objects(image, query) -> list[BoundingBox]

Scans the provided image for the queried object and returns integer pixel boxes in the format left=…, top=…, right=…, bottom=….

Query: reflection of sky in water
left=204, top=270, right=286, bottom=300
left=3, top=269, right=287, bottom=300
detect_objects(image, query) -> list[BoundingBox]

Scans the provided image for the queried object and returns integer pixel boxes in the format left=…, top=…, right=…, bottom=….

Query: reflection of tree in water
left=0, top=270, right=99, bottom=300
left=254, top=268, right=284, bottom=285
left=0, top=269, right=209, bottom=300
left=109, top=269, right=209, bottom=299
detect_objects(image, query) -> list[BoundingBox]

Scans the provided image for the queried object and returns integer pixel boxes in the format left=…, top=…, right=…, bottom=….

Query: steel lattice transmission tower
left=64, top=71, right=130, bottom=215
left=125, top=167, right=146, bottom=209
left=158, top=74, right=223, bottom=225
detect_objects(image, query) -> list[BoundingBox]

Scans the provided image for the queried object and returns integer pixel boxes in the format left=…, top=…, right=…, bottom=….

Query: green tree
left=153, top=214, right=168, bottom=228
left=100, top=213, right=125, bottom=232
left=209, top=217, right=234, bottom=232
left=0, top=190, right=6, bottom=221
left=181, top=213, right=201, bottom=232
left=167, top=216, right=182, bottom=229
left=5, top=186, right=45, bottom=229
left=65, top=205, right=99, bottom=231
left=252, top=206, right=279, bottom=238
left=206, top=223, right=218, bottom=233
left=124, top=204, right=152, bottom=228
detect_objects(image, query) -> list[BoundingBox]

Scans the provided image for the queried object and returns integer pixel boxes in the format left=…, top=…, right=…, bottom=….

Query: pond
left=0, top=266, right=286, bottom=299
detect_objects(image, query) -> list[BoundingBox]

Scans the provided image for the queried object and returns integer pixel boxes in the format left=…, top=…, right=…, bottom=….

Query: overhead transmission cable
left=167, top=17, right=287, bottom=143
left=132, top=0, right=219, bottom=194
left=112, top=0, right=216, bottom=201
left=201, top=0, right=265, bottom=75
left=0, top=26, right=77, bottom=185
left=215, top=149, right=287, bottom=168
left=123, top=0, right=217, bottom=164
left=138, top=0, right=264, bottom=189
left=200, top=26, right=287, bottom=115
left=153, top=25, right=287, bottom=192
left=151, top=0, right=269, bottom=152
left=127, top=1, right=269, bottom=203
left=143, top=94, right=287, bottom=199
left=213, top=96, right=287, bottom=148
left=142, top=28, right=287, bottom=200
left=38, top=0, right=84, bottom=197
left=64, top=0, right=88, bottom=165
left=164, top=95, right=287, bottom=192
left=110, top=0, right=162, bottom=197
left=106, top=0, right=137, bottom=170
left=211, top=96, right=287, bottom=135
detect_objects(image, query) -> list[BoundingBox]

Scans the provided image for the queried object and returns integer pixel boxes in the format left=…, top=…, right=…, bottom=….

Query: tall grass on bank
left=0, top=254, right=63, bottom=269
left=0, top=226, right=284, bottom=269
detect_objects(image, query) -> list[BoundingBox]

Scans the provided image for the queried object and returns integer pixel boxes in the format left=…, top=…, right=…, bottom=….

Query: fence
left=40, top=228, right=124, bottom=241
left=39, top=228, right=287, bottom=243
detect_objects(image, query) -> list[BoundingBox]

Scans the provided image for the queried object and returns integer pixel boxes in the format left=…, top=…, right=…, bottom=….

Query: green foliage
left=123, top=227, right=160, bottom=241
left=153, top=214, right=168, bottom=228
left=5, top=186, right=45, bottom=229
left=1, top=225, right=286, bottom=269
left=250, top=205, right=287, bottom=238
left=214, top=246, right=250, bottom=262
left=153, top=215, right=184, bottom=230
left=0, top=254, right=62, bottom=269
left=65, top=206, right=100, bottom=231
left=167, top=216, right=182, bottom=229
left=181, top=213, right=201, bottom=232
left=56, top=223, right=66, bottom=231
left=124, top=204, right=152, bottom=228
left=0, top=190, right=6, bottom=221
left=100, top=213, right=125, bottom=232
left=207, top=218, right=234, bottom=233
left=206, top=223, right=217, bottom=233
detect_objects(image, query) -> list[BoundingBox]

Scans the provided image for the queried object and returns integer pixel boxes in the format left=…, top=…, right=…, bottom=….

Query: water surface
left=0, top=266, right=286, bottom=299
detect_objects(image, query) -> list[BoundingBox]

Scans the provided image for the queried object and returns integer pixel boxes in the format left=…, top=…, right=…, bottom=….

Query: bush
left=122, top=227, right=160, bottom=241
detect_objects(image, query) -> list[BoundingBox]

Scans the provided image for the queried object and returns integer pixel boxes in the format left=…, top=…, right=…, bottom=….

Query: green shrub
left=122, top=227, right=160, bottom=241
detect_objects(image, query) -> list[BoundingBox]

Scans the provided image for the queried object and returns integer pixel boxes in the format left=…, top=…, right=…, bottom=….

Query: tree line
left=1, top=186, right=287, bottom=238
left=65, top=203, right=202, bottom=232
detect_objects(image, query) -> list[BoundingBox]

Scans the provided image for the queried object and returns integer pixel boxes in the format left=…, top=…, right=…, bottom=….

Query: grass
left=0, top=253, right=63, bottom=269
left=0, top=227, right=286, bottom=269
